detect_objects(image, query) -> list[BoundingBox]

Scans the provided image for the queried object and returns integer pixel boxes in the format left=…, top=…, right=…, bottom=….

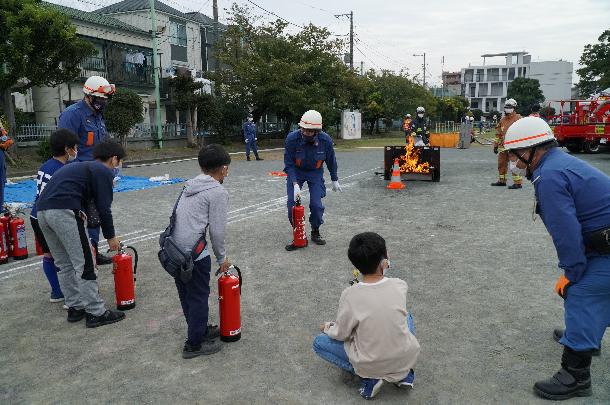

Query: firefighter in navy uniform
left=410, top=107, right=429, bottom=146
left=504, top=117, right=610, bottom=401
left=284, top=110, right=341, bottom=251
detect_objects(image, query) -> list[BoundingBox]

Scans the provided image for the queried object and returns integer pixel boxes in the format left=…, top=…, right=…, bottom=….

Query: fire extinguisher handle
left=125, top=245, right=138, bottom=278
left=232, top=265, right=242, bottom=294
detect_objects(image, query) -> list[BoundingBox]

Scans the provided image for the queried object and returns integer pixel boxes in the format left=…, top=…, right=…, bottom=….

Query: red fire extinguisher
left=112, top=244, right=138, bottom=311
left=217, top=265, right=242, bottom=342
left=9, top=216, right=28, bottom=260
left=0, top=221, right=8, bottom=264
left=291, top=197, right=308, bottom=248
left=0, top=215, right=10, bottom=256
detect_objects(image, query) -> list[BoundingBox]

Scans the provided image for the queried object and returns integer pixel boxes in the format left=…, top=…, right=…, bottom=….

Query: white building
left=461, top=51, right=572, bottom=113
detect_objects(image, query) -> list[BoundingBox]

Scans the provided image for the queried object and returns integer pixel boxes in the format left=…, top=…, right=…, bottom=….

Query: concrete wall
left=528, top=61, right=573, bottom=111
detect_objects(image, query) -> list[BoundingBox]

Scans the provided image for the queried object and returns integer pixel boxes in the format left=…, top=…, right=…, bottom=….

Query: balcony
left=78, top=56, right=154, bottom=88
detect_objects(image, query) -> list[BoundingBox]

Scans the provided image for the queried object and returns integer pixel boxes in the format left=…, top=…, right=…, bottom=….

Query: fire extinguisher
left=0, top=221, right=8, bottom=264
left=0, top=215, right=10, bottom=256
left=291, top=196, right=308, bottom=248
left=112, top=244, right=138, bottom=311
left=9, top=215, right=28, bottom=260
left=217, top=265, right=242, bottom=342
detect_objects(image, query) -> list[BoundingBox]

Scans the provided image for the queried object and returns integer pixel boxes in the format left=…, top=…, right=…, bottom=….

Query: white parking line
left=1, top=168, right=378, bottom=281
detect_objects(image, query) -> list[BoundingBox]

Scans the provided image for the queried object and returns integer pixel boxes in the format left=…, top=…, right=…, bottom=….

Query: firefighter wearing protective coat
left=402, top=114, right=412, bottom=143
left=243, top=115, right=262, bottom=161
left=284, top=110, right=341, bottom=251
left=58, top=75, right=116, bottom=265
left=504, top=117, right=610, bottom=401
left=410, top=107, right=429, bottom=146
left=492, top=98, right=522, bottom=189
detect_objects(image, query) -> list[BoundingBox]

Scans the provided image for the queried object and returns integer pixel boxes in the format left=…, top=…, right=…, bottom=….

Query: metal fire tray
left=383, top=145, right=440, bottom=182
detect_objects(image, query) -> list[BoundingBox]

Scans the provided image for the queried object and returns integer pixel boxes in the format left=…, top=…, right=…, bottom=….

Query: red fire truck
left=548, top=92, right=610, bottom=153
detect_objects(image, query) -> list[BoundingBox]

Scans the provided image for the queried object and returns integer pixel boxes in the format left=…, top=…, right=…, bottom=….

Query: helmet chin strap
left=515, top=146, right=538, bottom=180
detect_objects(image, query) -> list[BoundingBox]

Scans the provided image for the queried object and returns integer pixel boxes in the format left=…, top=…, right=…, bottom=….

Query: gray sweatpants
left=38, top=209, right=106, bottom=316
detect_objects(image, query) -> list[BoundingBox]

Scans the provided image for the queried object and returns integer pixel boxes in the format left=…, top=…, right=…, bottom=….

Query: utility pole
left=360, top=60, right=364, bottom=76
left=334, top=11, right=354, bottom=70
left=213, top=0, right=219, bottom=72
left=149, top=0, right=163, bottom=148
left=413, top=52, right=426, bottom=88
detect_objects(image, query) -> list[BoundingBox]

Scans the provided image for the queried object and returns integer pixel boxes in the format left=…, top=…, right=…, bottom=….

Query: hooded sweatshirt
left=172, top=174, right=228, bottom=265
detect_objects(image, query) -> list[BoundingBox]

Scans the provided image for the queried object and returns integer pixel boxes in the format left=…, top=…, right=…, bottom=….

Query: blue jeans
left=174, top=255, right=212, bottom=346
left=313, top=312, right=415, bottom=375
left=245, top=139, right=259, bottom=159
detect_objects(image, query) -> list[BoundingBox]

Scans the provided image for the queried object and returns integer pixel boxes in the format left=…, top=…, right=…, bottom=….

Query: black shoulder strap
left=85, top=162, right=94, bottom=202
left=167, top=188, right=185, bottom=234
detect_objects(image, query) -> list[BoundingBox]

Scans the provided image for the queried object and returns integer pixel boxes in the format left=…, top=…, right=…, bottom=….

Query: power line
left=243, top=0, right=304, bottom=28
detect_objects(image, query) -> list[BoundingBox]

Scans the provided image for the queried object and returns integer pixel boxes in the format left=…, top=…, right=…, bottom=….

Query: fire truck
left=548, top=91, right=610, bottom=153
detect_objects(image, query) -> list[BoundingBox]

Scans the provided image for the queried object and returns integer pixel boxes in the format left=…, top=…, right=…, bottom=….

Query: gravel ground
left=1, top=145, right=609, bottom=404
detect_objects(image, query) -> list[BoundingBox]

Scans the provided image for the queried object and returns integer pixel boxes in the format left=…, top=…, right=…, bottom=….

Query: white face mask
left=504, top=108, right=514, bottom=114
left=248, top=118, right=253, bottom=122
left=417, top=113, right=424, bottom=118
left=381, top=258, right=391, bottom=275
left=67, top=149, right=77, bottom=161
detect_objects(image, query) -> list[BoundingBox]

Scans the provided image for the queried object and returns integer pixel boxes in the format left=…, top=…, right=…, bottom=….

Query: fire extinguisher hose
left=125, top=245, right=138, bottom=281
left=233, top=265, right=242, bottom=294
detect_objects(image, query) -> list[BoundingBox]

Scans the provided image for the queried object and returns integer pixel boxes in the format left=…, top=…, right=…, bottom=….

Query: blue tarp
left=5, top=175, right=185, bottom=206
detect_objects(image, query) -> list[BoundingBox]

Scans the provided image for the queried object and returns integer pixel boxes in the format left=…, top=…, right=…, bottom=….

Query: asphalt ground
left=1, top=145, right=609, bottom=404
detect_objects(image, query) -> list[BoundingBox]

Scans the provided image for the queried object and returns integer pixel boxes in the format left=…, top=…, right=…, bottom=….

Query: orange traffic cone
left=387, top=158, right=405, bottom=189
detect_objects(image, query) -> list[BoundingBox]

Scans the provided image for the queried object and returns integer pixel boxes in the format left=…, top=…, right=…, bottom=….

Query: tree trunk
left=186, top=107, right=195, bottom=147
left=2, top=88, right=17, bottom=141
left=375, top=119, right=380, bottom=134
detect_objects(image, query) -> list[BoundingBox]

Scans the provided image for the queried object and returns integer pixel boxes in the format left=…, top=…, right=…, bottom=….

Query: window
left=471, top=101, right=479, bottom=109
left=169, top=21, right=187, bottom=47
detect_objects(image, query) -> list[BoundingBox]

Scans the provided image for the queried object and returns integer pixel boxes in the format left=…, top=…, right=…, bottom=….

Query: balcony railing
left=78, top=57, right=154, bottom=87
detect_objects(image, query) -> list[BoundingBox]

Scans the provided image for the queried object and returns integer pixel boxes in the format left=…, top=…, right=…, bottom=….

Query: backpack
left=158, top=189, right=207, bottom=283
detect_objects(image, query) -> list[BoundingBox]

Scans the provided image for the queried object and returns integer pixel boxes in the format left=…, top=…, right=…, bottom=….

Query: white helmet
left=299, top=110, right=323, bottom=129
left=503, top=116, right=555, bottom=151
left=416, top=106, right=425, bottom=113
left=406, top=114, right=411, bottom=118
left=505, top=98, right=518, bottom=108
left=469, top=116, right=475, bottom=121
left=83, top=75, right=115, bottom=98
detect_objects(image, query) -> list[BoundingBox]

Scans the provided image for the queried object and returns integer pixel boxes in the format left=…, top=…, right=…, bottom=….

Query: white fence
left=434, top=121, right=460, bottom=133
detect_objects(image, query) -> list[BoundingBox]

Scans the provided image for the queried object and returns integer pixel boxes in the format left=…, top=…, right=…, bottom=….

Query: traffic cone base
left=387, top=158, right=405, bottom=189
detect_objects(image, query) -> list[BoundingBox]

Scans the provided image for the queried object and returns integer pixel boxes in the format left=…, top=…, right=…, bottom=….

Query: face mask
left=417, top=114, right=424, bottom=118
left=381, top=258, right=391, bottom=275
left=67, top=149, right=77, bottom=162
left=247, top=118, right=253, bottom=122
left=504, top=108, right=514, bottom=114
left=91, top=97, right=108, bottom=112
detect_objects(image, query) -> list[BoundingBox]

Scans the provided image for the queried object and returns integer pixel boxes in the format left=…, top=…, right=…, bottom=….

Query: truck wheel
left=583, top=140, right=601, bottom=154
left=566, top=143, right=582, bottom=153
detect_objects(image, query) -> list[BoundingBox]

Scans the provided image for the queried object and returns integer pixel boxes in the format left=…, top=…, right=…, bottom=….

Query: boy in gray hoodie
left=173, top=144, right=231, bottom=359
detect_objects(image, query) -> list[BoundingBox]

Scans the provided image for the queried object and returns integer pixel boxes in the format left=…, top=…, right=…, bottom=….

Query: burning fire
left=399, top=139, right=430, bottom=173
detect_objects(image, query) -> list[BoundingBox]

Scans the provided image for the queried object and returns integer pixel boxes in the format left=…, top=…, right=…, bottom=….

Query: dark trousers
left=174, top=255, right=212, bottom=346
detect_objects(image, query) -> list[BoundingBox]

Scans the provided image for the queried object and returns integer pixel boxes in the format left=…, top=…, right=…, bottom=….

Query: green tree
left=104, top=88, right=143, bottom=147
left=196, top=93, right=245, bottom=142
left=436, top=96, right=469, bottom=121
left=168, top=74, right=209, bottom=147
left=577, top=29, right=610, bottom=97
left=0, top=0, right=96, bottom=138
left=507, top=77, right=545, bottom=115
left=471, top=108, right=483, bottom=121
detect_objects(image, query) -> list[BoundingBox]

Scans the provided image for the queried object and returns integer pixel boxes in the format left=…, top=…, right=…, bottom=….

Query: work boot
left=86, top=309, right=125, bottom=328
left=311, top=228, right=326, bottom=245
left=508, top=184, right=522, bottom=189
left=96, top=252, right=113, bottom=266
left=182, top=339, right=222, bottom=359
left=246, top=156, right=251, bottom=161
left=553, top=329, right=601, bottom=356
left=255, top=157, right=264, bottom=161
left=67, top=307, right=86, bottom=323
left=205, top=324, right=220, bottom=340
left=533, top=346, right=593, bottom=400
left=490, top=181, right=507, bottom=186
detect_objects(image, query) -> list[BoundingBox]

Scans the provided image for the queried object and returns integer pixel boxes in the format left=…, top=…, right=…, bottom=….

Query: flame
left=399, top=138, right=430, bottom=173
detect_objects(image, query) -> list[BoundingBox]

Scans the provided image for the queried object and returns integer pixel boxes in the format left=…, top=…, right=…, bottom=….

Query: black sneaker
left=490, top=181, right=507, bottom=186
left=67, top=307, right=86, bottom=323
left=285, top=242, right=307, bottom=251
left=86, top=310, right=125, bottom=328
left=255, top=157, right=264, bottom=161
left=508, top=184, right=522, bottom=189
left=311, top=229, right=326, bottom=245
left=96, top=253, right=113, bottom=266
left=182, top=339, right=222, bottom=359
left=205, top=324, right=220, bottom=340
